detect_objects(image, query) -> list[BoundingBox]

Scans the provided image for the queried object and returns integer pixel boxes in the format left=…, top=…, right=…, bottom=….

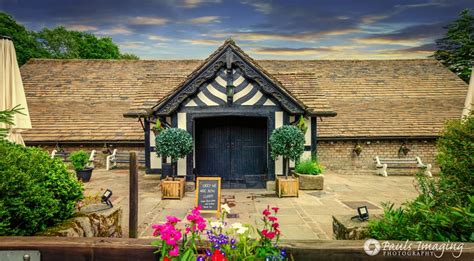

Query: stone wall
left=37, top=205, right=122, bottom=238
left=317, top=139, right=439, bottom=174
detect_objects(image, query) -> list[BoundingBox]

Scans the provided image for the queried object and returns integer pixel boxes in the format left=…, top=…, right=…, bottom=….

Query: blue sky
left=1, top=0, right=473, bottom=59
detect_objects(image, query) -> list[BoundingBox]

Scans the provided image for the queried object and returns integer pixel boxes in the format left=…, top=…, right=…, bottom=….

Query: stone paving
left=83, top=169, right=420, bottom=240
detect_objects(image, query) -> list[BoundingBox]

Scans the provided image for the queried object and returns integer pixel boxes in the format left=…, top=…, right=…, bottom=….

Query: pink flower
left=187, top=214, right=196, bottom=221
left=268, top=216, right=278, bottom=222
left=272, top=222, right=279, bottom=229
left=169, top=245, right=179, bottom=256
left=185, top=227, right=191, bottom=234
left=272, top=207, right=279, bottom=214
left=166, top=216, right=181, bottom=224
left=197, top=222, right=206, bottom=231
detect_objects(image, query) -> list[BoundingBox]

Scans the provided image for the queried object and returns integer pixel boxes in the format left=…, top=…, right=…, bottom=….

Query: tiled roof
left=20, top=58, right=467, bottom=142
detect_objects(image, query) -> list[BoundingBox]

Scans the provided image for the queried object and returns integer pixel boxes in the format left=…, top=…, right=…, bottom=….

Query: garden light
left=101, top=189, right=113, bottom=208
left=357, top=206, right=369, bottom=221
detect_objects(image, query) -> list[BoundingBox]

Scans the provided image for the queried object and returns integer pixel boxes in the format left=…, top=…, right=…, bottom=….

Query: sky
left=1, top=0, right=473, bottom=60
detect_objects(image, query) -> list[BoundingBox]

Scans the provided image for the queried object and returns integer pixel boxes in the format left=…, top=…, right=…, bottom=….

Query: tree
left=0, top=12, right=139, bottom=65
left=0, top=105, right=24, bottom=140
left=433, top=9, right=474, bottom=83
left=155, top=128, right=193, bottom=179
left=36, top=27, right=122, bottom=59
left=269, top=125, right=305, bottom=178
left=0, top=13, right=50, bottom=65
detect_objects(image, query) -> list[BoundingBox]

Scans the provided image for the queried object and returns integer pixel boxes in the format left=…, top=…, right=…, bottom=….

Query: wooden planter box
left=161, top=177, right=185, bottom=199
left=276, top=176, right=299, bottom=198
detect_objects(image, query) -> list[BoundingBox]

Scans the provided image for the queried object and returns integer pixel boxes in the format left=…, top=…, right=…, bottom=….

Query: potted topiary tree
left=69, top=150, right=93, bottom=182
left=155, top=128, right=193, bottom=199
left=270, top=125, right=305, bottom=197
left=293, top=158, right=324, bottom=190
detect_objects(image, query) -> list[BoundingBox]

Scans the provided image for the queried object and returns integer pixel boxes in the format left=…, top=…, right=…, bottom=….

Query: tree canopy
left=433, top=9, right=473, bottom=83
left=0, top=12, right=139, bottom=65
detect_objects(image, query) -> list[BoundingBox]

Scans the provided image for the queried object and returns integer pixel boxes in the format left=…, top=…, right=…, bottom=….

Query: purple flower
left=231, top=238, right=236, bottom=245
left=205, top=249, right=212, bottom=256
left=197, top=256, right=205, bottom=261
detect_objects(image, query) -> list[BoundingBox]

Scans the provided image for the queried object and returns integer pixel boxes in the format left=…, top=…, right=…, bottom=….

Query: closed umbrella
left=0, top=36, right=32, bottom=145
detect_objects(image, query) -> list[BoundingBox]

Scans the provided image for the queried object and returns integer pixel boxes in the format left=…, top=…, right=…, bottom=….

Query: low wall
left=0, top=237, right=472, bottom=261
left=317, top=139, right=439, bottom=174
left=37, top=205, right=122, bottom=238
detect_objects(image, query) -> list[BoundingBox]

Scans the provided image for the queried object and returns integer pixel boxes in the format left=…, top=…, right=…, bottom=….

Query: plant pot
left=76, top=167, right=93, bottom=182
left=293, top=172, right=324, bottom=190
left=161, top=177, right=186, bottom=199
left=275, top=176, right=299, bottom=198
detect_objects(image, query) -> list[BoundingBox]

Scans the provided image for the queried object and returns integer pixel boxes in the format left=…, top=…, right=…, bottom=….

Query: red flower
left=262, top=209, right=271, bottom=216
left=262, top=229, right=276, bottom=239
left=163, top=258, right=171, bottom=261
left=211, top=249, right=228, bottom=261
left=272, top=222, right=279, bottom=229
left=272, top=207, right=279, bottom=214
left=268, top=216, right=278, bottom=222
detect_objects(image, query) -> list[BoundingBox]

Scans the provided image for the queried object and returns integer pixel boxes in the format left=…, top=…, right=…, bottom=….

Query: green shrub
left=269, top=125, right=305, bottom=178
left=68, top=150, right=90, bottom=171
left=295, top=159, right=323, bottom=175
left=0, top=140, right=83, bottom=235
left=367, top=113, right=474, bottom=242
left=155, top=128, right=193, bottom=163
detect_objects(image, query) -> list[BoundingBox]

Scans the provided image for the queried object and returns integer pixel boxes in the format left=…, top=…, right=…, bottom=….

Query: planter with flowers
left=270, top=125, right=305, bottom=197
left=292, top=158, right=324, bottom=190
left=155, top=128, right=193, bottom=199
left=151, top=204, right=287, bottom=260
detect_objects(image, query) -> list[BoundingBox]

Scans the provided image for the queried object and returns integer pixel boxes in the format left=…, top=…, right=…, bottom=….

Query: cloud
left=241, top=1, right=272, bottom=14
left=148, top=35, right=171, bottom=41
left=216, top=28, right=361, bottom=42
left=181, top=39, right=222, bottom=45
left=361, top=15, right=389, bottom=25
left=251, top=45, right=360, bottom=55
left=64, top=24, right=98, bottom=31
left=96, top=26, right=132, bottom=35
left=380, top=43, right=437, bottom=55
left=129, top=16, right=169, bottom=25
left=353, top=23, right=445, bottom=46
left=181, top=0, right=221, bottom=8
left=187, top=16, right=220, bottom=24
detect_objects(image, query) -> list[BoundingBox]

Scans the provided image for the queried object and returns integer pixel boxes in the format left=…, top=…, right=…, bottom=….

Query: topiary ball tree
left=155, top=128, right=193, bottom=179
left=269, top=125, right=305, bottom=179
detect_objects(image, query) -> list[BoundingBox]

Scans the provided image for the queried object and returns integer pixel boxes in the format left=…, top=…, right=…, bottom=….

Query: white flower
left=231, top=223, right=248, bottom=234
left=210, top=221, right=224, bottom=228
left=221, top=203, right=231, bottom=214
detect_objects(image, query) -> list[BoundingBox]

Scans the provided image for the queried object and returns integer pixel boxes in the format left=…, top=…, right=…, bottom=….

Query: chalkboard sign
left=195, top=177, right=221, bottom=215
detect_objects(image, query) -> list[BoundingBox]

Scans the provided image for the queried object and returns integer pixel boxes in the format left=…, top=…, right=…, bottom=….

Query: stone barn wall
left=316, top=139, right=439, bottom=174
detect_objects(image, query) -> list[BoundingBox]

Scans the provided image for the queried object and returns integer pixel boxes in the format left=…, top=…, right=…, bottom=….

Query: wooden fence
left=1, top=237, right=473, bottom=261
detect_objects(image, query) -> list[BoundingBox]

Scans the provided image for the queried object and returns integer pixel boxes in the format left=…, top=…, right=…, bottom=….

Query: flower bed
left=151, top=204, right=287, bottom=260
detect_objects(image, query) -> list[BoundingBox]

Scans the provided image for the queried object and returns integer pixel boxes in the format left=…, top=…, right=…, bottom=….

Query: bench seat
left=106, top=149, right=145, bottom=170
left=374, top=156, right=432, bottom=177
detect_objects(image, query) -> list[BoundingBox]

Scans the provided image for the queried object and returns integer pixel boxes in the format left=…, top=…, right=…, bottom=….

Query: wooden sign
left=195, top=177, right=221, bottom=215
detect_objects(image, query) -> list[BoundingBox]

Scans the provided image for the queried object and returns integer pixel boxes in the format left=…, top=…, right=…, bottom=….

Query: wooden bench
left=374, top=156, right=432, bottom=177
left=51, top=150, right=96, bottom=167
left=106, top=149, right=146, bottom=170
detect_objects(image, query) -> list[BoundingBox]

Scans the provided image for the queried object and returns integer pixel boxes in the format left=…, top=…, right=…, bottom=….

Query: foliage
left=367, top=113, right=474, bottom=242
left=0, top=12, right=139, bottom=65
left=0, top=140, right=83, bottom=235
left=151, top=204, right=287, bottom=260
left=68, top=150, right=91, bottom=171
left=295, top=115, right=308, bottom=134
left=0, top=13, right=50, bottom=65
left=433, top=9, right=473, bottom=83
left=0, top=105, right=24, bottom=139
left=269, top=125, right=305, bottom=177
left=155, top=128, right=193, bottom=164
left=295, top=158, right=323, bottom=175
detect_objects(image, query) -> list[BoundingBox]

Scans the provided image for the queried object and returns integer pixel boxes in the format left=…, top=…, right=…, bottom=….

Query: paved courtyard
left=83, top=169, right=420, bottom=240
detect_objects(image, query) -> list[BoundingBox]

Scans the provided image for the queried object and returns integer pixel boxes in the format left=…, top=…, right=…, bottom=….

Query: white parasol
left=0, top=36, right=32, bottom=145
